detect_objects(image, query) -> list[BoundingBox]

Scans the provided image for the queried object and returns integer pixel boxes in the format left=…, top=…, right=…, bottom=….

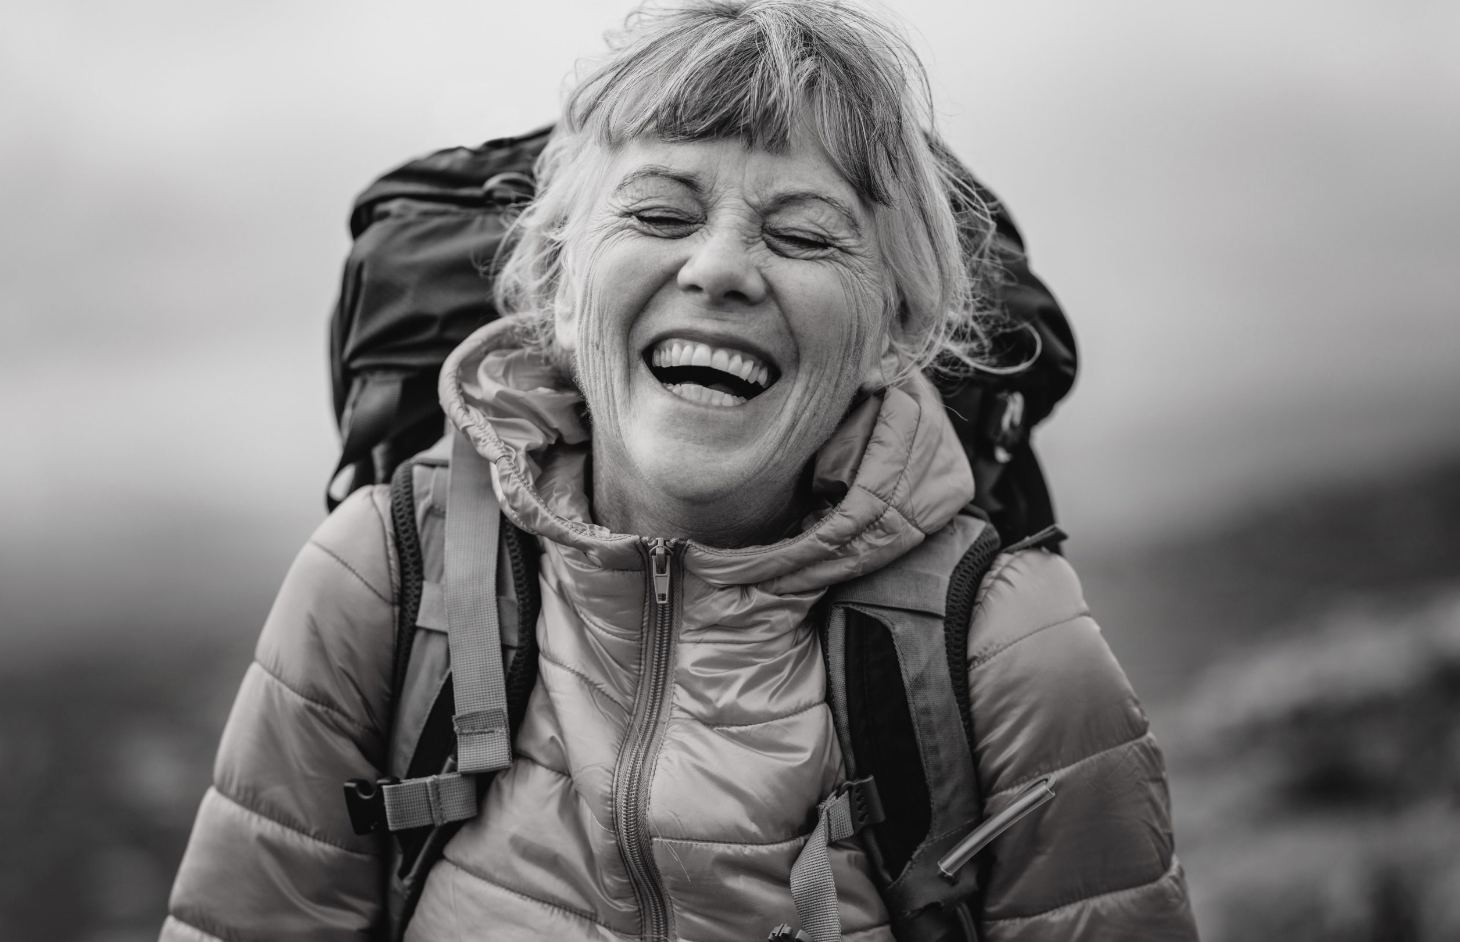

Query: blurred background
left=2, top=0, right=1457, bottom=939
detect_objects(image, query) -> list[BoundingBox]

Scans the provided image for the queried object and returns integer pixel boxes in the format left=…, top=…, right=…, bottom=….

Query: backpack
left=327, top=128, right=1077, bottom=940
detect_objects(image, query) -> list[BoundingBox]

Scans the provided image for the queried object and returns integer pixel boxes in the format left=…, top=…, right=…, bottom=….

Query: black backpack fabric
left=327, top=126, right=551, bottom=508
left=325, top=126, right=1077, bottom=544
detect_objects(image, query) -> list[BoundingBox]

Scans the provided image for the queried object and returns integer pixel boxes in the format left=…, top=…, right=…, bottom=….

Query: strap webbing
left=789, top=778, right=883, bottom=942
left=445, top=430, right=512, bottom=773
left=381, top=773, right=478, bottom=830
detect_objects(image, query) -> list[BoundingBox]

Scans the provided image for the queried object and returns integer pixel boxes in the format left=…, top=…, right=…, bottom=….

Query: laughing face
left=555, top=135, right=891, bottom=543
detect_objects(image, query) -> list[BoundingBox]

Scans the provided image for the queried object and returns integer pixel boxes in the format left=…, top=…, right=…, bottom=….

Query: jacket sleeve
left=966, top=549, right=1198, bottom=942
left=161, top=487, right=398, bottom=942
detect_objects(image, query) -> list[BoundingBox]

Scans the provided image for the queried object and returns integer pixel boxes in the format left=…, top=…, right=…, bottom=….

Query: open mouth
left=644, top=338, right=779, bottom=407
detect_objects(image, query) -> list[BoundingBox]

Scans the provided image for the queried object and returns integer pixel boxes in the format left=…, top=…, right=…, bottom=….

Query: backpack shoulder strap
left=792, top=512, right=1001, bottom=942
left=374, top=430, right=515, bottom=822
left=386, top=438, right=451, bottom=782
left=440, top=428, right=513, bottom=772
left=342, top=433, right=543, bottom=940
left=386, top=433, right=542, bottom=786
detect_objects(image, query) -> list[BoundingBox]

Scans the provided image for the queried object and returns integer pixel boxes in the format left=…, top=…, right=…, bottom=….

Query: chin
left=628, top=435, right=760, bottom=503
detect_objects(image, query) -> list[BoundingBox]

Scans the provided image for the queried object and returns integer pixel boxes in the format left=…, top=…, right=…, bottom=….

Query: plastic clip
left=838, top=776, right=886, bottom=834
left=342, top=777, right=398, bottom=836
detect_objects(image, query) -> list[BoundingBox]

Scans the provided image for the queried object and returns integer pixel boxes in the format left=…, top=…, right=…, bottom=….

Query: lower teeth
left=666, top=383, right=745, bottom=407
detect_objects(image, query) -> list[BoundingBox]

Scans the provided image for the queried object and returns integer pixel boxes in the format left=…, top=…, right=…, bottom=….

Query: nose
left=676, top=227, right=768, bottom=306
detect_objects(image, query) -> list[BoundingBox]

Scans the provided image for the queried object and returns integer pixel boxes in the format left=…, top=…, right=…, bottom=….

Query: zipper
left=614, top=537, right=680, bottom=942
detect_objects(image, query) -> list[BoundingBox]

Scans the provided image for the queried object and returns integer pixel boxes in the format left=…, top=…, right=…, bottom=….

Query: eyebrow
left=614, top=165, right=703, bottom=195
left=764, top=191, right=863, bottom=236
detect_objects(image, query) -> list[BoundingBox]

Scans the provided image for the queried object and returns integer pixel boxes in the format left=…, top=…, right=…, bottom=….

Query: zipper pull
left=649, top=538, right=672, bottom=605
left=936, top=776, right=1055, bottom=879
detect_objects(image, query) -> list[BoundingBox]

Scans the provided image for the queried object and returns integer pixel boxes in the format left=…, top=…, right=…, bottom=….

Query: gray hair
left=494, top=0, right=1003, bottom=384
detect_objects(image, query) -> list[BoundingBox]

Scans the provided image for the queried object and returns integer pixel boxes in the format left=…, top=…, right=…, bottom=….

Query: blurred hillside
left=1075, top=452, right=1460, bottom=701
left=1080, top=452, right=1460, bottom=935
left=2, top=453, right=1457, bottom=940
left=1168, top=586, right=1460, bottom=940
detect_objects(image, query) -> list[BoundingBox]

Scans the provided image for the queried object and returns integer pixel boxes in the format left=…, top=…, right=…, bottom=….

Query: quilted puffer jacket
left=162, top=320, right=1198, bottom=942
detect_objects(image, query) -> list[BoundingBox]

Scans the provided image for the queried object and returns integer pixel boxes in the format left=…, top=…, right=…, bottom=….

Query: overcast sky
left=3, top=0, right=1458, bottom=641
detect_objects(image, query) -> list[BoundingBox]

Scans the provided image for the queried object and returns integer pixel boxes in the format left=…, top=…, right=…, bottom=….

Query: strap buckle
left=792, top=778, right=885, bottom=942
left=836, top=775, right=885, bottom=834
left=342, top=777, right=399, bottom=836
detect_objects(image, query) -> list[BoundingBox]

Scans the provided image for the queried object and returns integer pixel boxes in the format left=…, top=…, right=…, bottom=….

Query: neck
left=589, top=442, right=808, bottom=548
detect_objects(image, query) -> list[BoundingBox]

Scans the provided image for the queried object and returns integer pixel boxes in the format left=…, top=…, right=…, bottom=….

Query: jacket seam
left=439, top=856, right=617, bottom=931
left=848, top=390, right=920, bottom=529
left=513, top=752, right=573, bottom=780
left=985, top=730, right=1156, bottom=802
left=367, top=485, right=400, bottom=599
left=656, top=831, right=809, bottom=849
left=972, top=552, right=1020, bottom=611
left=701, top=701, right=823, bottom=729
left=306, top=539, right=393, bottom=605
left=163, top=914, right=240, bottom=942
left=850, top=482, right=922, bottom=539
left=537, top=650, right=631, bottom=711
left=250, top=658, right=373, bottom=735
left=209, top=785, right=377, bottom=858
left=848, top=475, right=908, bottom=536
left=984, top=854, right=1181, bottom=925
left=676, top=924, right=893, bottom=942
left=968, top=610, right=1091, bottom=669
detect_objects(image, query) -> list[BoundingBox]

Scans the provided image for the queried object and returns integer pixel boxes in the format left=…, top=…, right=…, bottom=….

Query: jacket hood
left=440, top=318, right=974, bottom=594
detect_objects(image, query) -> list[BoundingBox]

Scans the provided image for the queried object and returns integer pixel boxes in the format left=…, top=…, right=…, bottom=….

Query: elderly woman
left=163, top=2, right=1197, bottom=941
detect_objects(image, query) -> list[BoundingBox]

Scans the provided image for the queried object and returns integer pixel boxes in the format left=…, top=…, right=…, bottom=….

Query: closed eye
left=766, top=229, right=835, bottom=254
left=631, top=211, right=698, bottom=235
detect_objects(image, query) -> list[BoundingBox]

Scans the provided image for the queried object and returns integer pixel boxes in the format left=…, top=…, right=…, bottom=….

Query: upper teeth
left=651, top=339, right=771, bottom=387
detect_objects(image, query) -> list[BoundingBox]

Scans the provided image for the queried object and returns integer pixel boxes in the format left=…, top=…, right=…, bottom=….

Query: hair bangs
left=565, top=2, right=906, bottom=205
